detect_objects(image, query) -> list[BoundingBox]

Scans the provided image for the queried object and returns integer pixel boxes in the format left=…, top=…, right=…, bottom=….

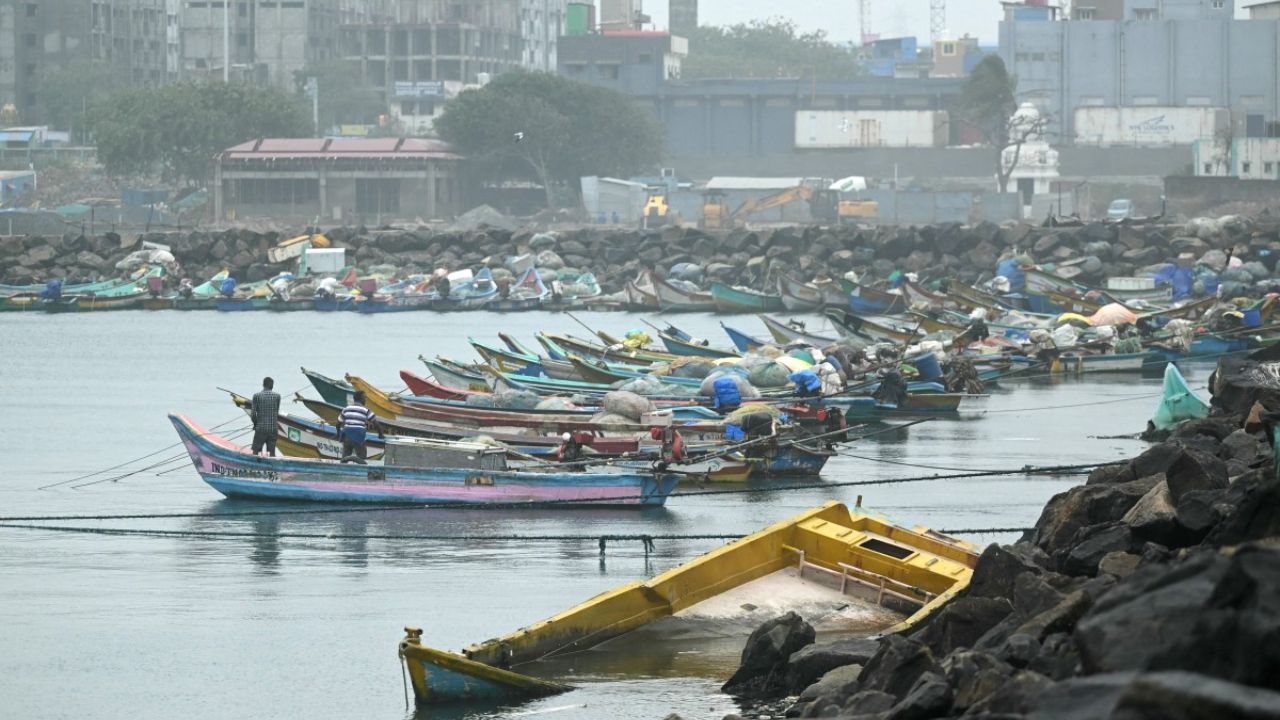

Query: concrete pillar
left=319, top=168, right=328, bottom=220
left=426, top=163, right=437, bottom=219
left=214, top=160, right=223, bottom=221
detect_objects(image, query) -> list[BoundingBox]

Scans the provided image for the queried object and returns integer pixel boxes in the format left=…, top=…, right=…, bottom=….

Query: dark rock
left=1130, top=441, right=1187, bottom=479
left=1061, top=522, right=1137, bottom=576
left=962, top=669, right=1055, bottom=716
left=1029, top=477, right=1158, bottom=557
left=1011, top=570, right=1067, bottom=617
left=1000, top=633, right=1040, bottom=668
left=943, top=649, right=1013, bottom=712
left=1086, top=463, right=1138, bottom=485
left=1164, top=449, right=1228, bottom=504
left=1112, top=670, right=1280, bottom=719
left=840, top=689, right=897, bottom=715
left=1205, top=469, right=1280, bottom=546
left=1020, top=672, right=1135, bottom=719
left=787, top=637, right=879, bottom=693
left=722, top=612, right=815, bottom=699
left=1173, top=488, right=1225, bottom=538
left=796, top=663, right=864, bottom=703
left=885, top=672, right=951, bottom=720
left=1028, top=631, right=1080, bottom=680
left=857, top=635, right=941, bottom=701
left=968, top=543, right=1048, bottom=600
left=915, top=596, right=1013, bottom=656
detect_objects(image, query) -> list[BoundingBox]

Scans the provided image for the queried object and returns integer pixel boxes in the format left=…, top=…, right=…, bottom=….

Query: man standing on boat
left=338, top=391, right=381, bottom=464
left=250, top=377, right=281, bottom=457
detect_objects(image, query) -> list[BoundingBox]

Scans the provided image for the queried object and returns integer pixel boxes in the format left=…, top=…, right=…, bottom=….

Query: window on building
left=438, top=27, right=460, bottom=55
left=1211, top=0, right=1224, bottom=8
left=413, top=30, right=431, bottom=54
left=1243, top=161, right=1252, bottom=174
left=1015, top=52, right=1029, bottom=61
left=25, top=3, right=36, bottom=17
left=598, top=63, right=620, bottom=79
left=563, top=62, right=586, bottom=75
left=238, top=2, right=247, bottom=16
left=393, top=30, right=408, bottom=55
left=637, top=53, right=652, bottom=64
left=356, top=178, right=400, bottom=215
left=1081, top=96, right=1105, bottom=106
left=24, top=33, right=35, bottom=48
left=1075, top=7, right=1096, bottom=19
left=438, top=59, right=461, bottom=81
left=1266, top=162, right=1275, bottom=175
left=1204, top=163, right=1213, bottom=174
left=1133, top=95, right=1159, bottom=105
left=1134, top=8, right=1158, bottom=19
left=367, top=30, right=386, bottom=55
left=941, top=42, right=956, bottom=56
left=392, top=60, right=408, bottom=81
left=1030, top=52, right=1045, bottom=61
left=1186, top=96, right=1211, bottom=106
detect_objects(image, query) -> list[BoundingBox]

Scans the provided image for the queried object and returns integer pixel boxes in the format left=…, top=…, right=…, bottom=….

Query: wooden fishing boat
left=542, top=272, right=603, bottom=311
left=302, top=367, right=358, bottom=406
left=353, top=291, right=435, bottom=313
left=722, top=323, right=770, bottom=352
left=42, top=289, right=148, bottom=312
left=1049, top=351, right=1169, bottom=375
left=296, top=395, right=645, bottom=455
left=757, top=314, right=840, bottom=346
left=1139, top=296, right=1216, bottom=323
left=214, top=296, right=269, bottom=311
left=842, top=279, right=908, bottom=316
left=657, top=331, right=741, bottom=359
left=1024, top=268, right=1173, bottom=306
left=435, top=268, right=500, bottom=311
left=777, top=275, right=847, bottom=312
left=653, top=275, right=716, bottom=312
left=824, top=308, right=920, bottom=344
left=624, top=270, right=660, bottom=310
left=171, top=413, right=679, bottom=506
left=566, top=355, right=704, bottom=389
left=486, top=268, right=548, bottom=312
left=538, top=331, right=675, bottom=365
left=421, top=356, right=491, bottom=392
left=399, top=501, right=979, bottom=704
left=710, top=282, right=786, bottom=314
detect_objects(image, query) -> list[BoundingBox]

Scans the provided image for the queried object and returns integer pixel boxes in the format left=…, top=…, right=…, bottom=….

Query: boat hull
left=171, top=414, right=677, bottom=506
left=710, top=283, right=786, bottom=314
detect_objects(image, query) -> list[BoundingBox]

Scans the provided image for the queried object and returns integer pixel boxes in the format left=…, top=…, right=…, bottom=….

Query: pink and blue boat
left=170, top=414, right=679, bottom=507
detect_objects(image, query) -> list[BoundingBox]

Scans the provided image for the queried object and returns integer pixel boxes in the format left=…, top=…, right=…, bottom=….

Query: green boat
left=710, top=282, right=786, bottom=314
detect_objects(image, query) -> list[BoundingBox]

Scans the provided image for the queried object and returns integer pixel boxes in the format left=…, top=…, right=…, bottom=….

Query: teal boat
left=710, top=282, right=785, bottom=313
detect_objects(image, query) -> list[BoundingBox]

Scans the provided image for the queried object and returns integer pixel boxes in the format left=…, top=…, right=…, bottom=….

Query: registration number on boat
left=465, top=475, right=494, bottom=486
left=211, top=462, right=279, bottom=482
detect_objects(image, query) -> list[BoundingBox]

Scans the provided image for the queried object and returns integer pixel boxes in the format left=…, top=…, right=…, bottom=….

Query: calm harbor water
left=0, top=310, right=1184, bottom=720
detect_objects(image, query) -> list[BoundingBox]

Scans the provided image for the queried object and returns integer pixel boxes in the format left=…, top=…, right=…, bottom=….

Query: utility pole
left=305, top=76, right=320, bottom=136
left=223, top=0, right=230, bottom=82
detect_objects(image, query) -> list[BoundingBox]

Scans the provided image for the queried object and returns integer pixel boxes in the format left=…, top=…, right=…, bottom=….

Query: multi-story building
left=0, top=0, right=169, bottom=123
left=558, top=30, right=687, bottom=95
left=999, top=0, right=1280, bottom=144
left=521, top=0, right=565, bottom=72
left=179, top=0, right=341, bottom=87
left=669, top=0, right=697, bottom=36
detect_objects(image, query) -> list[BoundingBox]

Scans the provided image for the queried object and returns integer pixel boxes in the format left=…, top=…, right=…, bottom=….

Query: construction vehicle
left=837, top=197, right=879, bottom=224
left=699, top=184, right=845, bottom=229
left=641, top=192, right=670, bottom=228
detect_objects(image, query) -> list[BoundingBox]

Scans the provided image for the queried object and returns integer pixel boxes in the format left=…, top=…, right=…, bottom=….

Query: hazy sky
left=641, top=0, right=1005, bottom=46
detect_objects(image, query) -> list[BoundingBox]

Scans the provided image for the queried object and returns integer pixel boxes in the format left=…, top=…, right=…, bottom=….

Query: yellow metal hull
left=399, top=502, right=978, bottom=704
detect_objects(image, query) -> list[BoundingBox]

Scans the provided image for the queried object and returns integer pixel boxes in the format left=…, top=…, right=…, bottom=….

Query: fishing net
left=535, top=398, right=577, bottom=411
left=699, top=370, right=760, bottom=399
left=601, top=391, right=655, bottom=421
left=617, top=376, right=669, bottom=396
left=748, top=361, right=793, bottom=389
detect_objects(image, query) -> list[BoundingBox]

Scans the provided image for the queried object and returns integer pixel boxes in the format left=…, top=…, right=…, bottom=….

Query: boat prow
left=397, top=501, right=979, bottom=706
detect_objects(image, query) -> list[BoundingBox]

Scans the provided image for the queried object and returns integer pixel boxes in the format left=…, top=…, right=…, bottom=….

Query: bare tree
left=958, top=55, right=1051, bottom=192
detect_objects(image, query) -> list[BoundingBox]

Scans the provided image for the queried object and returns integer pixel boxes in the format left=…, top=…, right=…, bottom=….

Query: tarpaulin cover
left=1151, top=363, right=1208, bottom=430
left=1089, top=303, right=1139, bottom=327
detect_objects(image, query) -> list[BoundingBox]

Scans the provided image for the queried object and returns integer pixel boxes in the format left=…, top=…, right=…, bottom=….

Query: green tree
left=36, top=62, right=126, bottom=141
left=294, top=60, right=385, bottom=132
left=434, top=72, right=662, bottom=207
left=91, top=81, right=312, bottom=183
left=681, top=19, right=858, bottom=81
left=957, top=55, right=1047, bottom=192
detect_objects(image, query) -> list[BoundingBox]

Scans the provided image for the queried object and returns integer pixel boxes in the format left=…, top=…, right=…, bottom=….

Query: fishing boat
left=422, top=357, right=492, bottom=392
left=653, top=276, right=717, bottom=312
left=435, top=268, right=501, bottom=311
left=721, top=323, right=771, bottom=352
left=42, top=289, right=148, bottom=312
left=171, top=413, right=679, bottom=506
left=758, top=314, right=840, bottom=346
left=824, top=308, right=921, bottom=344
left=1049, top=350, right=1169, bottom=375
left=486, top=268, right=549, bottom=312
left=353, top=290, right=436, bottom=313
left=710, top=282, right=786, bottom=314
left=624, top=270, right=660, bottom=310
left=398, top=501, right=979, bottom=704
left=542, top=272, right=603, bottom=311
left=777, top=275, right=846, bottom=312
left=657, top=331, right=741, bottom=359
left=843, top=279, right=907, bottom=316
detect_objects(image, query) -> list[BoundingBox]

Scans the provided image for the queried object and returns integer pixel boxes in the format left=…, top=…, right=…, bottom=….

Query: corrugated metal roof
left=705, top=177, right=806, bottom=191
left=223, top=138, right=455, bottom=156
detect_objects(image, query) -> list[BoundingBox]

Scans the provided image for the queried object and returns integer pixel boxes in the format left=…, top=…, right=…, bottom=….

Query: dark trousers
left=251, top=429, right=276, bottom=456
left=341, top=437, right=368, bottom=464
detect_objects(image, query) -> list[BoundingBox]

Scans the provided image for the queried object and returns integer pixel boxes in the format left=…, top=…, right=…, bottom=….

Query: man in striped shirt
left=250, top=377, right=281, bottom=457
left=337, top=391, right=381, bottom=464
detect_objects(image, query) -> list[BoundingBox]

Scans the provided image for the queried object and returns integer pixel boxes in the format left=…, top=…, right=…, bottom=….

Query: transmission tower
left=929, top=0, right=946, bottom=43
left=859, top=0, right=872, bottom=45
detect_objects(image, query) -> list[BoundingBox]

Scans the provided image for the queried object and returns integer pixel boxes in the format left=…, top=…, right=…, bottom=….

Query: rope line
left=0, top=524, right=1032, bottom=541
left=0, top=459, right=1123, bottom=524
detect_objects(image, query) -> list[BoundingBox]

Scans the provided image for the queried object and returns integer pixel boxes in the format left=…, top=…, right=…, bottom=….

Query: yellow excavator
left=700, top=184, right=877, bottom=229
left=641, top=192, right=670, bottom=228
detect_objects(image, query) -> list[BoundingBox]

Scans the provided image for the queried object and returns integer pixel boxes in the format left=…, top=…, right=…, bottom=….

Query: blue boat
left=171, top=413, right=680, bottom=506
left=721, top=323, right=769, bottom=352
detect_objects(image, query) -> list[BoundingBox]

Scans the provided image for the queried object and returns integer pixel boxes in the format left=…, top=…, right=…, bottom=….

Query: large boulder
left=786, top=637, right=880, bottom=694
left=1164, top=448, right=1228, bottom=504
left=857, top=635, right=941, bottom=701
left=1028, top=476, right=1160, bottom=557
left=915, top=597, right=1013, bottom=656
left=721, top=612, right=815, bottom=699
left=1205, top=469, right=1280, bottom=546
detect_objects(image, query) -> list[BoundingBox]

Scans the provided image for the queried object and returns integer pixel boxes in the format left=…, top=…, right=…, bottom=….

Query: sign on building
left=393, top=81, right=445, bottom=98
